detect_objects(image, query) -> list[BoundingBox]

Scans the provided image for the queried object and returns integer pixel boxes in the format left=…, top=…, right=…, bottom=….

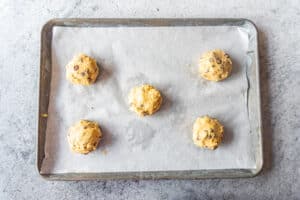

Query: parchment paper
left=41, top=25, right=256, bottom=173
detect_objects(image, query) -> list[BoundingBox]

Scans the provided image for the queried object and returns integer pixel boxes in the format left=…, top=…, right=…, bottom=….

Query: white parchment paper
left=41, top=25, right=256, bottom=173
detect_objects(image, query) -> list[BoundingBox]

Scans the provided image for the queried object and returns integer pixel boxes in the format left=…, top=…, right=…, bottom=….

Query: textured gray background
left=0, top=0, right=299, bottom=199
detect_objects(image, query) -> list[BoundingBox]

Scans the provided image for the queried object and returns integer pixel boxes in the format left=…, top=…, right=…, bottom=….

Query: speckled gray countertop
left=0, top=0, right=299, bottom=199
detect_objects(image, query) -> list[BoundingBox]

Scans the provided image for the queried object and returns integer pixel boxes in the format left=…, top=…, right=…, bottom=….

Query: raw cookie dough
left=192, top=116, right=224, bottom=150
left=128, top=84, right=162, bottom=116
left=66, top=53, right=99, bottom=85
left=199, top=49, right=232, bottom=81
left=67, top=120, right=102, bottom=154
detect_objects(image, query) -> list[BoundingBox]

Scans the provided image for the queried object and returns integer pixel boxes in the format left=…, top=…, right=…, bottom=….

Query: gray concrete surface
left=0, top=0, right=299, bottom=199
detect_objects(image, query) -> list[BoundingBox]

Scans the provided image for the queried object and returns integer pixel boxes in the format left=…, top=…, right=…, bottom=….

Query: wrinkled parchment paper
left=41, top=25, right=256, bottom=173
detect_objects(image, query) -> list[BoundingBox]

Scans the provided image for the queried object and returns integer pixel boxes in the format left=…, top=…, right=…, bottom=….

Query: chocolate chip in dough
left=74, top=65, right=79, bottom=71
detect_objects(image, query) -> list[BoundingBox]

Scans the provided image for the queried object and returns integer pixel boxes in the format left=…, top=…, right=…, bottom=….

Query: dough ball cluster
left=199, top=49, right=232, bottom=81
left=128, top=84, right=162, bottom=116
left=65, top=49, right=232, bottom=154
left=67, top=120, right=102, bottom=154
left=193, top=116, right=224, bottom=150
left=66, top=54, right=99, bottom=85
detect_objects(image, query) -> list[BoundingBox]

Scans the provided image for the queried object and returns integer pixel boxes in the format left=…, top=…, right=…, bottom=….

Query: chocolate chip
left=81, top=72, right=85, bottom=76
left=224, top=53, right=230, bottom=58
left=141, top=111, right=148, bottom=116
left=84, top=126, right=87, bottom=129
left=74, top=65, right=79, bottom=71
left=216, top=58, right=222, bottom=64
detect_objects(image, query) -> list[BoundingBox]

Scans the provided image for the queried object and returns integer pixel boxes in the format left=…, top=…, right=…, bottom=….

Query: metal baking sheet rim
left=37, top=18, right=263, bottom=180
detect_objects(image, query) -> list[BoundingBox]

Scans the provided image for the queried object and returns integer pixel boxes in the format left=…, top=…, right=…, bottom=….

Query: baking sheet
left=41, top=24, right=256, bottom=174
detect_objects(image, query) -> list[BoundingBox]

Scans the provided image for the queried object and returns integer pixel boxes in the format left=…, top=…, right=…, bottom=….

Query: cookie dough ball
left=192, top=116, right=224, bottom=150
left=128, top=84, right=162, bottom=116
left=66, top=54, right=99, bottom=85
left=199, top=49, right=232, bottom=81
left=67, top=120, right=102, bottom=154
